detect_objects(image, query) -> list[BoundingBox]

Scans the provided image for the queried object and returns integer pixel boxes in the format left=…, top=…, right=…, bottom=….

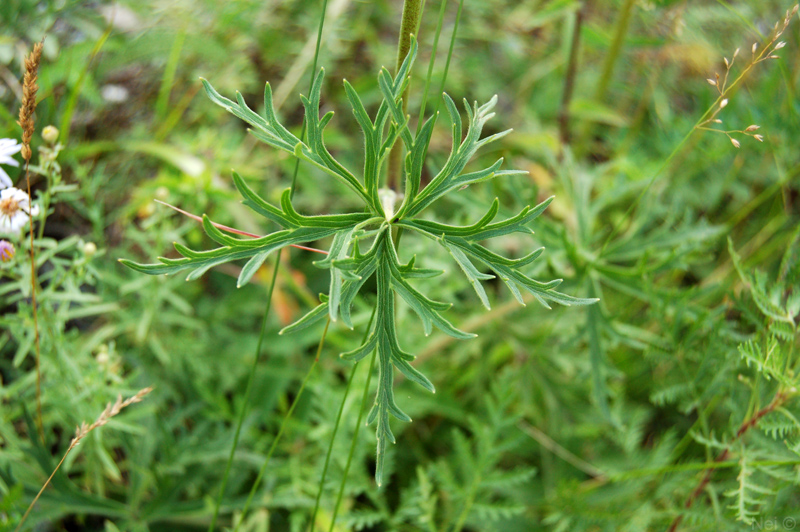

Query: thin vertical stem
left=416, top=0, right=448, bottom=137
left=234, top=318, right=332, bottom=532
left=593, top=0, right=635, bottom=104
left=431, top=0, right=464, bottom=121
left=207, top=254, right=282, bottom=532
left=387, top=0, right=425, bottom=191
left=308, top=308, right=377, bottom=531
left=328, top=346, right=378, bottom=532
left=576, top=0, right=634, bottom=151
left=18, top=41, right=44, bottom=444
left=208, top=1, right=331, bottom=528
left=558, top=1, right=589, bottom=145
left=396, top=0, right=424, bottom=74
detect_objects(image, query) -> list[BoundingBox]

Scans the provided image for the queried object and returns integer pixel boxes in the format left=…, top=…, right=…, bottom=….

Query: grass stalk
left=155, top=29, right=186, bottom=121
left=416, top=0, right=447, bottom=137
left=593, top=0, right=635, bottom=104
left=558, top=1, right=589, bottom=145
left=233, top=317, right=331, bottom=532
left=18, top=41, right=44, bottom=443
left=308, top=307, right=377, bottom=531
left=208, top=1, right=331, bottom=528
left=430, top=0, right=464, bottom=122
left=59, top=27, right=111, bottom=147
left=329, top=346, right=378, bottom=532
left=599, top=13, right=795, bottom=255
left=14, top=388, right=152, bottom=532
left=207, top=253, right=283, bottom=531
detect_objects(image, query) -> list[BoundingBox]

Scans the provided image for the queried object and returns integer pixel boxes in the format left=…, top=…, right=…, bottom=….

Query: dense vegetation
left=1, top=1, right=799, bottom=531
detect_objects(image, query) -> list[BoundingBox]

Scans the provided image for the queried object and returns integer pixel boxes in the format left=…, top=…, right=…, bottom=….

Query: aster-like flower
left=0, top=187, right=39, bottom=236
left=0, top=239, right=15, bottom=262
left=0, top=138, right=22, bottom=188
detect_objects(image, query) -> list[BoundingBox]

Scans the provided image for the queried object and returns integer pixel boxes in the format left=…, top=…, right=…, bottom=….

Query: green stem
left=387, top=0, right=425, bottom=191
left=207, top=252, right=282, bottom=532
left=308, top=307, right=377, bottom=531
left=396, top=0, right=424, bottom=73
left=576, top=0, right=634, bottom=151
left=416, top=0, right=448, bottom=137
left=593, top=0, right=635, bottom=103
left=328, top=343, right=379, bottom=532
left=208, top=1, right=331, bottom=528
left=60, top=27, right=111, bottom=147
left=156, top=29, right=186, bottom=120
left=431, top=0, right=464, bottom=121
left=558, top=1, right=589, bottom=145
left=234, top=318, right=332, bottom=532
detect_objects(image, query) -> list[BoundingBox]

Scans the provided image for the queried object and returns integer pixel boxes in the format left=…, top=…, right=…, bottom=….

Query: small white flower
left=0, top=138, right=22, bottom=189
left=0, top=187, right=39, bottom=236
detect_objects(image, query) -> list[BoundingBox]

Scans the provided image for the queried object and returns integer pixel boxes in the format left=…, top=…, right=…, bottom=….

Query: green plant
left=122, top=37, right=595, bottom=485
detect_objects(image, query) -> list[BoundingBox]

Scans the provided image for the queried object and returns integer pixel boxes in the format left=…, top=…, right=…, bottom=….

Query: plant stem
left=416, top=0, right=447, bottom=137
left=207, top=252, right=283, bottom=532
left=431, top=0, right=464, bottom=121
left=208, top=1, right=331, bottom=528
left=593, top=0, right=634, bottom=103
left=667, top=390, right=792, bottom=532
left=308, top=307, right=377, bottom=531
left=396, top=0, right=424, bottom=74
left=558, top=1, right=590, bottom=145
left=387, top=0, right=425, bottom=191
left=599, top=36, right=783, bottom=256
left=575, top=0, right=634, bottom=152
left=234, top=318, right=332, bottom=532
left=329, top=345, right=378, bottom=532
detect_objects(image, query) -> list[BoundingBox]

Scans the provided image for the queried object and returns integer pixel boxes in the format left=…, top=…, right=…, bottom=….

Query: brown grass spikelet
left=17, top=41, right=43, bottom=162
left=13, top=387, right=154, bottom=532
left=68, top=387, right=154, bottom=450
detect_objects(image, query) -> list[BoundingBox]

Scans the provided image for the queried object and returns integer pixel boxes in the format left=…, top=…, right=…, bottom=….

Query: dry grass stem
left=13, top=387, right=153, bottom=532
left=17, top=41, right=44, bottom=443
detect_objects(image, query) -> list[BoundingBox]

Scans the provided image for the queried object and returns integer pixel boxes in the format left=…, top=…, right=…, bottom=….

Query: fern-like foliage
left=121, top=38, right=596, bottom=485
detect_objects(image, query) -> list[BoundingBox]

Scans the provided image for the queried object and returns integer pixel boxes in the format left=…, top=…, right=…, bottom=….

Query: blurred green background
left=1, top=0, right=799, bottom=530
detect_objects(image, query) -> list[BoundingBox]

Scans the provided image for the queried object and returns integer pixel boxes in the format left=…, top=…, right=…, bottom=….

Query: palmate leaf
left=123, top=36, right=595, bottom=486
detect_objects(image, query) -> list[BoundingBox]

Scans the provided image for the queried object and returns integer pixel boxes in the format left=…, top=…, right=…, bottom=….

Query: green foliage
left=2, top=1, right=800, bottom=530
left=122, top=37, right=594, bottom=485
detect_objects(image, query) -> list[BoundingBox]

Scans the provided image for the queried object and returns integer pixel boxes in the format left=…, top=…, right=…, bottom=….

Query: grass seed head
left=17, top=42, right=43, bottom=162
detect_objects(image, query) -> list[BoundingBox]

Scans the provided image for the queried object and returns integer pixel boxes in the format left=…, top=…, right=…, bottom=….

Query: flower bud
left=83, top=241, right=97, bottom=257
left=41, top=125, right=59, bottom=144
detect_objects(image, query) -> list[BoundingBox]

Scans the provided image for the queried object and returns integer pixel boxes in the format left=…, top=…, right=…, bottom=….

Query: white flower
left=0, top=187, right=39, bottom=236
left=0, top=138, right=22, bottom=189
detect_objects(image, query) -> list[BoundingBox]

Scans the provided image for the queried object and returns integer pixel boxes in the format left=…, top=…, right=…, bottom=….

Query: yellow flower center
left=0, top=196, right=20, bottom=218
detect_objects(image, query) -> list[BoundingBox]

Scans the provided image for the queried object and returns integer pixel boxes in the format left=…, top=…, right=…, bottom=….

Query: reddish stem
left=667, top=391, right=788, bottom=532
left=154, top=200, right=328, bottom=255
